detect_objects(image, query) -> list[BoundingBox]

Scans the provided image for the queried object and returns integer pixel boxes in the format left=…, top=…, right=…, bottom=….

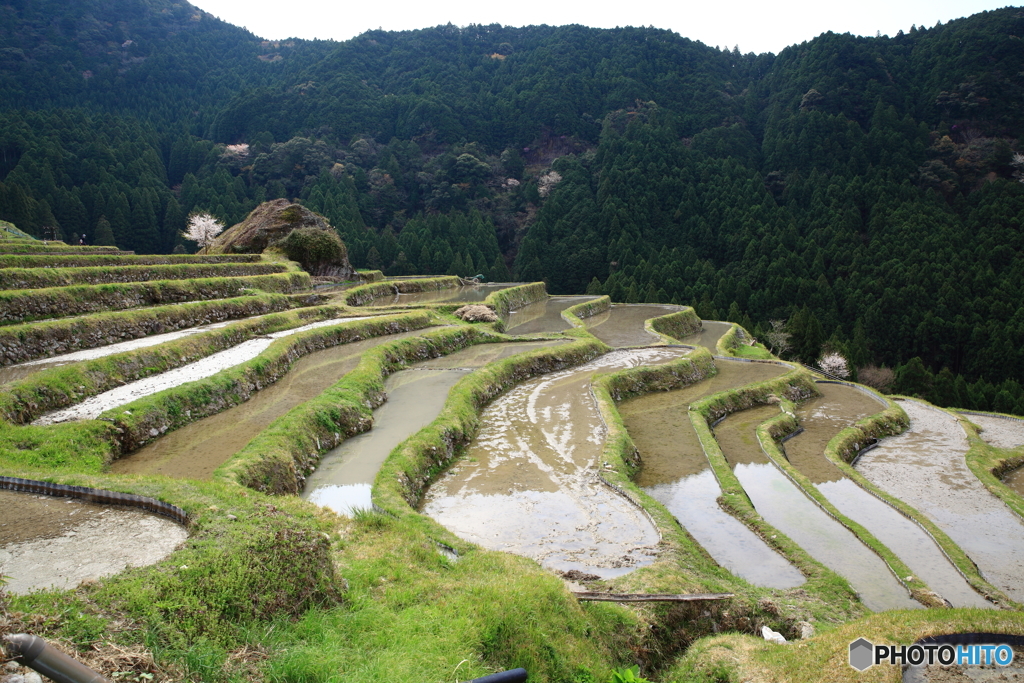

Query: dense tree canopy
left=2, top=0, right=1024, bottom=407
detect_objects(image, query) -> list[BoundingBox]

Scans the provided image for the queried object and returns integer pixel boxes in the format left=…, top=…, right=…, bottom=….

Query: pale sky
left=192, top=0, right=1016, bottom=55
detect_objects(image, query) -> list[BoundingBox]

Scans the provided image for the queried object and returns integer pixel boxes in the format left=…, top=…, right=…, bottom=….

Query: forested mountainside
left=2, top=0, right=1024, bottom=408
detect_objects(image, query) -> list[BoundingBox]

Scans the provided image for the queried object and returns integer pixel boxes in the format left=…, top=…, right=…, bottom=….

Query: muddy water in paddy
left=717, top=405, right=921, bottom=611
left=620, top=360, right=803, bottom=588
left=0, top=490, right=186, bottom=595
left=376, top=283, right=515, bottom=306
left=303, top=340, right=568, bottom=516
left=111, top=329, right=431, bottom=479
left=33, top=315, right=378, bottom=425
left=964, top=413, right=1024, bottom=498
left=584, top=304, right=681, bottom=347
left=504, top=296, right=597, bottom=335
left=965, top=412, right=1024, bottom=450
left=1005, top=467, right=1024, bottom=498
left=678, top=320, right=735, bottom=353
left=856, top=400, right=1024, bottom=603
left=421, top=347, right=689, bottom=577
left=786, top=384, right=989, bottom=608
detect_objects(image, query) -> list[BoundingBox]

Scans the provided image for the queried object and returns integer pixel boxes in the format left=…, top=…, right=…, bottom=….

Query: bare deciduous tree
left=858, top=365, right=895, bottom=393
left=765, top=319, right=791, bottom=356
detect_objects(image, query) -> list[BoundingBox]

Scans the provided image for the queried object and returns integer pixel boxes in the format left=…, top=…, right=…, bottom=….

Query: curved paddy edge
left=216, top=323, right=510, bottom=494
left=754, top=402, right=935, bottom=607
left=0, top=312, right=434, bottom=473
left=823, top=392, right=1013, bottom=607
left=688, top=368, right=865, bottom=609
left=371, top=328, right=611, bottom=546
left=960, top=410, right=1024, bottom=523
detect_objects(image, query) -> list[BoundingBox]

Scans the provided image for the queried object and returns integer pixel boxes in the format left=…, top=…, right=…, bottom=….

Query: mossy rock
left=207, top=199, right=340, bottom=258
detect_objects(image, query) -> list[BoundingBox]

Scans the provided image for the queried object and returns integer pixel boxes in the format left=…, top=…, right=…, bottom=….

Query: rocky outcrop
left=207, top=199, right=332, bottom=255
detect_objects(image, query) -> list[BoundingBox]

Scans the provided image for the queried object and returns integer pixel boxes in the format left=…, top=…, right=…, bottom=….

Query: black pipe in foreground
left=3, top=634, right=111, bottom=683
left=466, top=668, right=528, bottom=683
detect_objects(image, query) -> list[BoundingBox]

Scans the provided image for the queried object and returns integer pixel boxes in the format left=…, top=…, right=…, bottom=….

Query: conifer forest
left=2, top=0, right=1024, bottom=407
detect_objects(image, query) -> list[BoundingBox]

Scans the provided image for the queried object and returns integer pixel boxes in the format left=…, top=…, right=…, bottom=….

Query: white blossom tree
left=538, top=170, right=562, bottom=197
left=818, top=351, right=850, bottom=378
left=183, top=212, right=224, bottom=248
left=1012, top=152, right=1024, bottom=184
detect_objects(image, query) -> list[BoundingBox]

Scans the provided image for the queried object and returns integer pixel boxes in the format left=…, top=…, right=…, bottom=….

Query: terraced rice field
left=2, top=235, right=1023, bottom=683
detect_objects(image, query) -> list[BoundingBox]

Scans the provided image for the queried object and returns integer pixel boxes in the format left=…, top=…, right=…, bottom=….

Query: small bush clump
left=282, top=228, right=348, bottom=275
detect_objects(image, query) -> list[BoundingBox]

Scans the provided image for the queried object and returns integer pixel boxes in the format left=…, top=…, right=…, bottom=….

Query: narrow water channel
left=716, top=405, right=921, bottom=611
left=786, top=384, right=989, bottom=608
left=678, top=320, right=736, bottom=353
left=421, top=347, right=689, bottom=577
left=33, top=315, right=378, bottom=425
left=1004, top=466, right=1024, bottom=498
left=584, top=304, right=680, bottom=348
left=619, top=360, right=804, bottom=589
left=111, top=329, right=431, bottom=479
left=856, top=400, right=1024, bottom=603
left=302, top=340, right=568, bottom=515
left=504, top=296, right=597, bottom=335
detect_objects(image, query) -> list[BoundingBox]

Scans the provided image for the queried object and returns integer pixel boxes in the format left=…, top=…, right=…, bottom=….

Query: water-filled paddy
left=1005, top=467, right=1024, bottom=498
left=857, top=399, right=1024, bottom=603
left=0, top=490, right=186, bottom=595
left=584, top=304, right=680, bottom=348
left=620, top=359, right=803, bottom=588
left=678, top=320, right=735, bottom=353
left=373, top=283, right=514, bottom=306
left=964, top=413, right=1024, bottom=498
left=965, top=412, right=1024, bottom=450
left=716, top=404, right=921, bottom=611
left=504, top=296, right=597, bottom=335
left=111, top=329, right=430, bottom=479
left=33, top=315, right=377, bottom=425
left=302, top=339, right=568, bottom=515
left=422, top=347, right=688, bottom=577
left=787, top=384, right=989, bottom=608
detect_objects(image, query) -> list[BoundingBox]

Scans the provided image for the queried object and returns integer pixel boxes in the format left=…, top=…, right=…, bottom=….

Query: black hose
left=466, top=668, right=528, bottom=683
left=3, top=634, right=111, bottom=683
left=0, top=476, right=188, bottom=525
